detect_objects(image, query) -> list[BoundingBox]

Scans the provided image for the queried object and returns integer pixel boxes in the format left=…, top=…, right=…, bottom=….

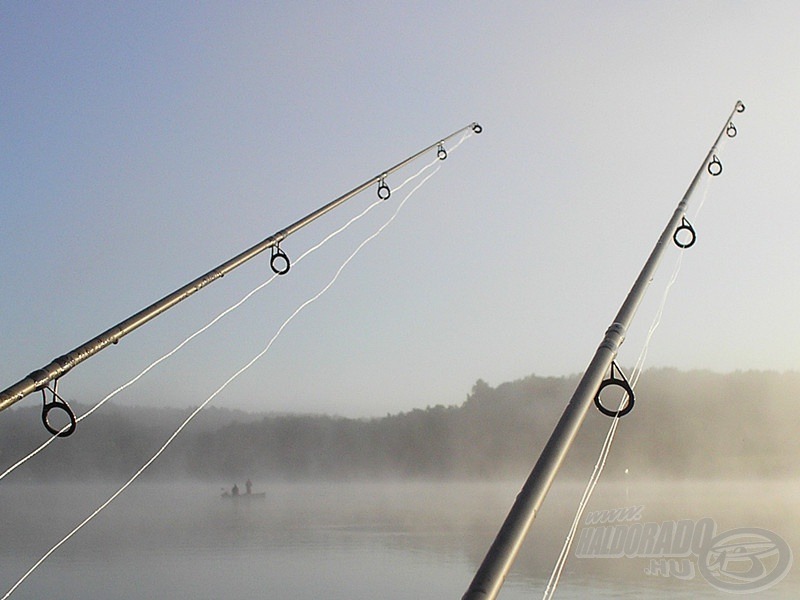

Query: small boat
left=221, top=491, right=266, bottom=499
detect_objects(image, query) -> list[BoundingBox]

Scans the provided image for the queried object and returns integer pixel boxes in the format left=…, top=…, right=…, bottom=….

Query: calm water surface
left=1, top=479, right=798, bottom=598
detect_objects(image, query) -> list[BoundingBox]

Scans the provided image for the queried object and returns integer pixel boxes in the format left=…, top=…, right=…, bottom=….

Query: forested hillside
left=1, top=369, right=797, bottom=481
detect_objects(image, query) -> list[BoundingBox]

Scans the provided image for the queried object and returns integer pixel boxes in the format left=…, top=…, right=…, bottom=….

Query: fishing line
left=541, top=168, right=716, bottom=600
left=1, top=163, right=442, bottom=600
left=628, top=168, right=714, bottom=385
left=461, top=103, right=741, bottom=600
left=0, top=151, right=449, bottom=484
left=0, top=122, right=480, bottom=425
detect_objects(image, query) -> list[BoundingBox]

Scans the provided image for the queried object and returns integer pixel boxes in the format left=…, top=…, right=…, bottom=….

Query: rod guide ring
left=594, top=362, right=634, bottom=418
left=673, top=216, right=696, bottom=249
left=707, top=155, right=722, bottom=176
left=377, top=177, right=391, bottom=200
left=41, top=383, right=77, bottom=437
left=270, top=245, right=291, bottom=275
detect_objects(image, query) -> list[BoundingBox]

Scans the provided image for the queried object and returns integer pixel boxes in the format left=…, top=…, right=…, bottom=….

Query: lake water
left=1, top=479, right=798, bottom=598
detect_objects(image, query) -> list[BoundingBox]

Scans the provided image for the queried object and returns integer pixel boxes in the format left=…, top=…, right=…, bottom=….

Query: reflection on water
left=1, top=479, right=798, bottom=599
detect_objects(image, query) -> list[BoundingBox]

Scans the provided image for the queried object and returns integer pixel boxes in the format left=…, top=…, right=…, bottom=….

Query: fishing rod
left=0, top=122, right=482, bottom=435
left=461, top=101, right=744, bottom=600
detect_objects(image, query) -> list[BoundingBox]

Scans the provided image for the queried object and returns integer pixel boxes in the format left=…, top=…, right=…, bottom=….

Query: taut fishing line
left=0, top=147, right=454, bottom=484
left=542, top=171, right=717, bottom=600
left=1, top=152, right=450, bottom=598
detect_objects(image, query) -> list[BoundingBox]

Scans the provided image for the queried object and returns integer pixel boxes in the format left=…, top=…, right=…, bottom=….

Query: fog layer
left=1, top=369, right=796, bottom=482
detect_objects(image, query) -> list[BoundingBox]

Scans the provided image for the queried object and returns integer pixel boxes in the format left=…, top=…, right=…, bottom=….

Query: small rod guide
left=461, top=101, right=744, bottom=600
left=0, top=122, right=482, bottom=415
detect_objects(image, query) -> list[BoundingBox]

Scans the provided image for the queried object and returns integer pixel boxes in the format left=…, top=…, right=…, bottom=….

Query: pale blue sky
left=2, top=2, right=799, bottom=416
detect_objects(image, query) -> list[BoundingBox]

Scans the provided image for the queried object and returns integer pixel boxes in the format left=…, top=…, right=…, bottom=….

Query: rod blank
left=0, top=122, right=481, bottom=414
left=461, top=102, right=744, bottom=600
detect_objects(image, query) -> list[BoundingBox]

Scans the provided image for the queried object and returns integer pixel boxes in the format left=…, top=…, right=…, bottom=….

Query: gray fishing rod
left=462, top=101, right=744, bottom=600
left=0, top=122, right=482, bottom=434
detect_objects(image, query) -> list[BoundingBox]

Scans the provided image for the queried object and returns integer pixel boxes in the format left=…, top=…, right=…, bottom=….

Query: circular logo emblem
left=698, top=527, right=792, bottom=593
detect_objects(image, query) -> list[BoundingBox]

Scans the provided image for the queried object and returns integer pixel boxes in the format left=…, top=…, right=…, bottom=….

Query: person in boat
left=245, top=479, right=252, bottom=495
left=232, top=483, right=239, bottom=497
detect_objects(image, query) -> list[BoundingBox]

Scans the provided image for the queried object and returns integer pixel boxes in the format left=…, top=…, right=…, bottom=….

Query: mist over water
left=1, top=478, right=798, bottom=599
left=2, top=370, right=800, bottom=597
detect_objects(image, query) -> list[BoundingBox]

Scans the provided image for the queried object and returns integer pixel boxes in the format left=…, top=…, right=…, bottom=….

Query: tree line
left=1, top=369, right=797, bottom=481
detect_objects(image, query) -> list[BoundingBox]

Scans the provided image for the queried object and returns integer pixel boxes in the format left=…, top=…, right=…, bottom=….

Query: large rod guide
left=462, top=101, right=744, bottom=600
left=0, top=122, right=482, bottom=422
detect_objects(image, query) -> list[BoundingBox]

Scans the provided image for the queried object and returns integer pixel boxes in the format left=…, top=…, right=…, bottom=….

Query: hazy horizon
left=4, top=365, right=799, bottom=420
